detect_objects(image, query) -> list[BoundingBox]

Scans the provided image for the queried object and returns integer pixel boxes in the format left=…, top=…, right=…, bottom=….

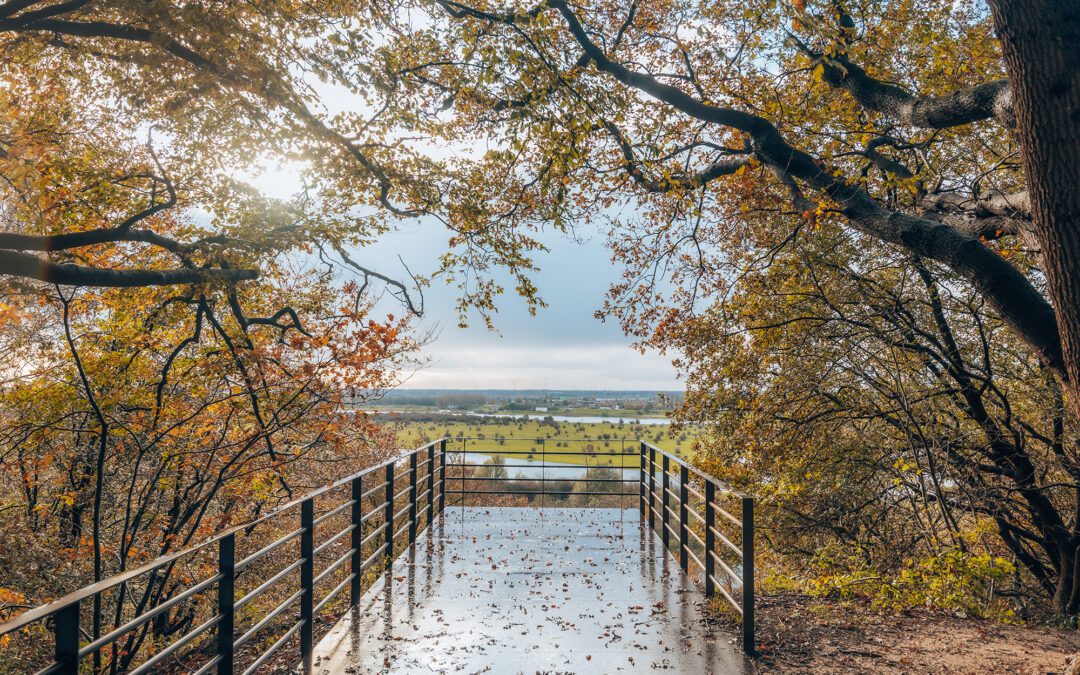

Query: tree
left=360, top=1, right=1079, bottom=610
left=364, top=0, right=1075, bottom=404
left=0, top=0, right=551, bottom=321
left=0, top=3, right=436, bottom=665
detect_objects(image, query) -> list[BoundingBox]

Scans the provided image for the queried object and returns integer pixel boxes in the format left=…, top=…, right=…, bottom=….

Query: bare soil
left=740, top=592, right=1080, bottom=674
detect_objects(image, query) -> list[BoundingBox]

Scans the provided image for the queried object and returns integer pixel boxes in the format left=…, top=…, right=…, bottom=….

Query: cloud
left=403, top=343, right=679, bottom=390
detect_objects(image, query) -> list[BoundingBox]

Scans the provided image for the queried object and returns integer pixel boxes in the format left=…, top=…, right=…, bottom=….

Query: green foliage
left=804, top=546, right=1017, bottom=621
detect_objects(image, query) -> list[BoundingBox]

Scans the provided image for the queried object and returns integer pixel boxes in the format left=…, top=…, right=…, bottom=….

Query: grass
left=391, top=418, right=698, bottom=467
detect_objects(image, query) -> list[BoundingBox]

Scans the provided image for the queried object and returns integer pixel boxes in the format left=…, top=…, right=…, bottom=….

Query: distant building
left=535, top=407, right=548, bottom=412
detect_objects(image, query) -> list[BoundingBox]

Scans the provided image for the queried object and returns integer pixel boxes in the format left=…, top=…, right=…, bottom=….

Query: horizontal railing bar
left=360, top=543, right=388, bottom=572
left=714, top=553, right=743, bottom=585
left=446, top=490, right=638, bottom=496
left=454, top=437, right=646, bottom=444
left=359, top=482, right=388, bottom=502
left=313, top=524, right=355, bottom=557
left=236, top=528, right=303, bottom=571
left=79, top=572, right=223, bottom=657
left=710, top=501, right=743, bottom=528
left=235, top=559, right=302, bottom=611
left=129, top=613, right=222, bottom=675
left=393, top=485, right=413, bottom=502
left=359, top=523, right=386, bottom=552
left=191, top=655, right=221, bottom=675
left=709, top=575, right=743, bottom=616
left=709, top=526, right=743, bottom=558
left=444, top=463, right=636, bottom=470
left=416, top=487, right=432, bottom=504
left=314, top=573, right=353, bottom=615
left=314, top=550, right=352, bottom=587
left=240, top=618, right=304, bottom=675
left=392, top=504, right=410, bottom=524
left=685, top=483, right=705, bottom=502
left=664, top=521, right=679, bottom=541
left=686, top=506, right=706, bottom=525
left=392, top=521, right=410, bottom=543
left=234, top=588, right=304, bottom=650
left=452, top=450, right=639, bottom=457
left=687, top=527, right=706, bottom=550
left=314, top=499, right=355, bottom=526
left=358, top=506, right=386, bottom=528
left=687, top=547, right=705, bottom=573
left=447, top=476, right=633, bottom=483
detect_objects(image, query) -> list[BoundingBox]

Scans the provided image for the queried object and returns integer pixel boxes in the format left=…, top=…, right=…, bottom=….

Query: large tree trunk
left=989, top=1, right=1080, bottom=427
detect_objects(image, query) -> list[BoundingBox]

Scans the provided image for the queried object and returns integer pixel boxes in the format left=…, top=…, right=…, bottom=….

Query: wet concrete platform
left=312, top=507, right=748, bottom=674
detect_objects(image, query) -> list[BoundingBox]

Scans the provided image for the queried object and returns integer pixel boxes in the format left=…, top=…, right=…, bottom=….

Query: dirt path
left=742, top=593, right=1079, bottom=673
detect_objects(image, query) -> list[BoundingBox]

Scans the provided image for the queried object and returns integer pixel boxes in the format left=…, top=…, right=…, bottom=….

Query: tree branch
left=539, top=0, right=1064, bottom=379
left=0, top=251, right=257, bottom=287
left=787, top=12, right=1013, bottom=128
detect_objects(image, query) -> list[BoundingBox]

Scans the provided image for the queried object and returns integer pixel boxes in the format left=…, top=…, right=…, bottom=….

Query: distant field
left=360, top=405, right=670, bottom=419
left=391, top=418, right=698, bottom=466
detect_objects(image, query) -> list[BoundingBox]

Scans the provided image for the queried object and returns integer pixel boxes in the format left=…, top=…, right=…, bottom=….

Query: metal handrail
left=637, top=441, right=755, bottom=655
left=1, top=436, right=756, bottom=670
left=0, top=438, right=450, bottom=675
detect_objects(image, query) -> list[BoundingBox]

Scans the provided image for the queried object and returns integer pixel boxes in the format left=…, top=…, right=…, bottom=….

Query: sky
left=250, top=163, right=681, bottom=391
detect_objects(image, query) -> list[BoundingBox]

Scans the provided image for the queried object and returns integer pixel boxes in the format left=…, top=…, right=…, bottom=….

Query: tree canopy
left=3, top=0, right=1080, bottom=638
left=352, top=0, right=1079, bottom=611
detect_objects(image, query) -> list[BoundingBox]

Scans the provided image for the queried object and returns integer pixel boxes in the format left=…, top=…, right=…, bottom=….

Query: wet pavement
left=312, top=507, right=749, bottom=674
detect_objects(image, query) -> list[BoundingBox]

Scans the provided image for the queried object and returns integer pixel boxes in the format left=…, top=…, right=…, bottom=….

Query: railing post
left=638, top=442, right=646, bottom=519
left=742, top=496, right=755, bottom=655
left=661, top=454, right=670, bottom=549
left=438, top=439, right=447, bottom=512
left=217, top=534, right=236, bottom=675
left=679, top=465, right=689, bottom=573
left=704, top=481, right=716, bottom=599
left=54, top=601, right=80, bottom=674
left=384, top=462, right=395, bottom=568
left=426, top=444, right=435, bottom=527
left=350, top=475, right=363, bottom=605
left=648, top=445, right=656, bottom=530
left=408, top=451, right=418, bottom=544
left=300, top=498, right=314, bottom=673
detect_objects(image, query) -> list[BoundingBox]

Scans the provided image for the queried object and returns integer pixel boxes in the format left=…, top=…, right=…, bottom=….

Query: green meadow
left=392, top=418, right=699, bottom=467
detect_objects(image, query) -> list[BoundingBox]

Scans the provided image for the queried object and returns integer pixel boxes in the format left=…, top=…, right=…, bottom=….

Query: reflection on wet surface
left=312, top=507, right=748, bottom=674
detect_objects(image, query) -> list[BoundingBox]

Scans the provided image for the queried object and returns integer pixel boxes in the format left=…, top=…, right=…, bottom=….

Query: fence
left=0, top=440, right=449, bottom=674
left=639, top=441, right=755, bottom=653
left=0, top=436, right=755, bottom=671
left=441, top=436, right=755, bottom=653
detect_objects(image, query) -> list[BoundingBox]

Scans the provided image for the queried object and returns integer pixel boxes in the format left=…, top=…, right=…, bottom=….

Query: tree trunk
left=1055, top=542, right=1080, bottom=615
left=988, top=0, right=1080, bottom=426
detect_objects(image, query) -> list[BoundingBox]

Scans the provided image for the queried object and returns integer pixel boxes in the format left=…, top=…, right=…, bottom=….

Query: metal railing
left=441, top=436, right=755, bottom=654
left=444, top=437, right=638, bottom=505
left=0, top=439, right=449, bottom=675
left=639, top=441, right=755, bottom=654
left=1, top=436, right=755, bottom=671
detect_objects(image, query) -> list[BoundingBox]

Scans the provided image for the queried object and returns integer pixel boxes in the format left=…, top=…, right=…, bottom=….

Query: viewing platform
left=312, top=507, right=748, bottom=673
left=0, top=439, right=754, bottom=674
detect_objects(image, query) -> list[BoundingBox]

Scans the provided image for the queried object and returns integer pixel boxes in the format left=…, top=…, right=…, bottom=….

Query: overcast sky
left=249, top=161, right=680, bottom=392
